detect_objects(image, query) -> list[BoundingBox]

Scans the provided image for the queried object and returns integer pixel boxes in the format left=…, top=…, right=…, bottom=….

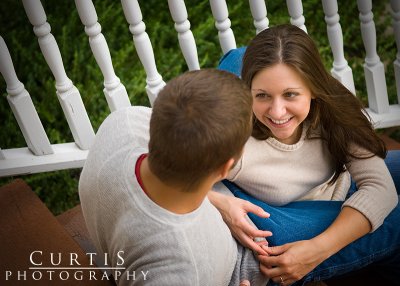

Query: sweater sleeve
left=344, top=149, right=398, bottom=232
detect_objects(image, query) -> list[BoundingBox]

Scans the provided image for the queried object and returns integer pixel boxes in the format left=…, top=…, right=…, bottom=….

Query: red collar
left=135, top=153, right=148, bottom=194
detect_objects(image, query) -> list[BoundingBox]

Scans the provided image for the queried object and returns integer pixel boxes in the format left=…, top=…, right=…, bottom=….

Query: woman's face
left=251, top=63, right=313, bottom=145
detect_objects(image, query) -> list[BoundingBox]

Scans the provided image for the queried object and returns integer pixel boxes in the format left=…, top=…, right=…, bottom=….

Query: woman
left=210, top=24, right=400, bottom=285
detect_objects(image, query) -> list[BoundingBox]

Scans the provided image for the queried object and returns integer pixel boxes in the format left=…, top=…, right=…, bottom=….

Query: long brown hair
left=241, top=24, right=386, bottom=183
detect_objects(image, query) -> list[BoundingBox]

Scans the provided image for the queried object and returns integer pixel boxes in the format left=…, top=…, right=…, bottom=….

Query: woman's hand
left=258, top=207, right=372, bottom=285
left=208, top=191, right=272, bottom=254
left=258, top=241, right=327, bottom=285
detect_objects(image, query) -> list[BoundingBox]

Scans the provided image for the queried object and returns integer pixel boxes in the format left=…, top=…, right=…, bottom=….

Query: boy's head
left=148, top=69, right=252, bottom=191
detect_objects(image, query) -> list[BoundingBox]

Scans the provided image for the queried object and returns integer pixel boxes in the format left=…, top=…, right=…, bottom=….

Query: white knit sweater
left=228, top=124, right=398, bottom=232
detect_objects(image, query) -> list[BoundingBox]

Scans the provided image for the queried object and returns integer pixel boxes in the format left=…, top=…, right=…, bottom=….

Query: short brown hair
left=148, top=69, right=252, bottom=191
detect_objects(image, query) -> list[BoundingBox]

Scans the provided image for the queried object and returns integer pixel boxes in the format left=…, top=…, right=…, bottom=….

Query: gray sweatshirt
left=79, top=106, right=268, bottom=286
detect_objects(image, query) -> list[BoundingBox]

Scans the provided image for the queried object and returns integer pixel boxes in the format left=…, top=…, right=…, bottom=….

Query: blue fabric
left=223, top=180, right=342, bottom=246
left=385, top=149, right=400, bottom=191
left=218, top=47, right=246, bottom=77
left=222, top=150, right=400, bottom=284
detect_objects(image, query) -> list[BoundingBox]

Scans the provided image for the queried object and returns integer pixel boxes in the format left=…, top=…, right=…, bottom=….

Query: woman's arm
left=342, top=153, right=398, bottom=231
left=258, top=206, right=371, bottom=285
left=208, top=190, right=272, bottom=255
left=258, top=154, right=398, bottom=285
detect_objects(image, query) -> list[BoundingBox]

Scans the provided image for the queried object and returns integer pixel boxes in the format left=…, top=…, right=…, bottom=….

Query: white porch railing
left=1, top=0, right=400, bottom=177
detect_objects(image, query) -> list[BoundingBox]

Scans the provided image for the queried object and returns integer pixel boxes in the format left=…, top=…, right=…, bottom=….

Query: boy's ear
left=218, top=158, right=235, bottom=180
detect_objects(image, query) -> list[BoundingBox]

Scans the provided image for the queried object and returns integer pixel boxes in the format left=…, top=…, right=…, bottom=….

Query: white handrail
left=357, top=0, right=389, bottom=114
left=121, top=0, right=166, bottom=106
left=22, top=0, right=95, bottom=150
left=168, top=0, right=200, bottom=70
left=0, top=37, right=53, bottom=156
left=1, top=1, right=400, bottom=178
left=75, top=0, right=131, bottom=112
left=249, top=0, right=269, bottom=34
left=322, top=0, right=355, bottom=94
left=391, top=0, right=400, bottom=105
left=209, top=0, right=236, bottom=54
left=286, top=0, right=307, bottom=32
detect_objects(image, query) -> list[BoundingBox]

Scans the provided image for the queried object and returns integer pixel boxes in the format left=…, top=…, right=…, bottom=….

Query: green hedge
left=0, top=0, right=396, bottom=214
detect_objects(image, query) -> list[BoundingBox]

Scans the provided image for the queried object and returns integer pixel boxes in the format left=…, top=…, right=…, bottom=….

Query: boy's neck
left=139, top=157, right=212, bottom=214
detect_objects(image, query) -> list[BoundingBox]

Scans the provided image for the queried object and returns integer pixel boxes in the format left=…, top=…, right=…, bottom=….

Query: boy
left=79, top=69, right=268, bottom=285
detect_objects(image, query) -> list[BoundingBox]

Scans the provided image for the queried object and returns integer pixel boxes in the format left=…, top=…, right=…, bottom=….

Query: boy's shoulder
left=99, top=106, right=152, bottom=131
left=92, top=105, right=152, bottom=150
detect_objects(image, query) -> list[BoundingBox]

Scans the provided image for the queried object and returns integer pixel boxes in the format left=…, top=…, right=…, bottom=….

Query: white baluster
left=0, top=37, right=53, bottom=156
left=75, top=0, right=131, bottom=112
left=249, top=0, right=269, bottom=34
left=168, top=0, right=200, bottom=70
left=322, top=0, right=355, bottom=94
left=22, top=0, right=95, bottom=149
left=0, top=148, right=5, bottom=160
left=391, top=0, right=400, bottom=105
left=209, top=0, right=236, bottom=54
left=357, top=0, right=389, bottom=114
left=121, top=0, right=165, bottom=105
left=286, top=0, right=307, bottom=32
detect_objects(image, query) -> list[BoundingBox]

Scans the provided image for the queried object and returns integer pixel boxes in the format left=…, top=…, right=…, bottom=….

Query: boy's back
left=79, top=106, right=238, bottom=285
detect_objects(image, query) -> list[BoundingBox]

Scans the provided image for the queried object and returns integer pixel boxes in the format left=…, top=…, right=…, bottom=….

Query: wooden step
left=0, top=179, right=113, bottom=285
left=56, top=204, right=97, bottom=256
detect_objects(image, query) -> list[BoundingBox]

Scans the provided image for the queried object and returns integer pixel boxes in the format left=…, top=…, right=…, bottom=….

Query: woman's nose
left=268, top=98, right=286, bottom=118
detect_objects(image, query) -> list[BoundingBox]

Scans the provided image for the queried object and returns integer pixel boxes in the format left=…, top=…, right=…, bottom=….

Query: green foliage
left=0, top=0, right=397, bottom=214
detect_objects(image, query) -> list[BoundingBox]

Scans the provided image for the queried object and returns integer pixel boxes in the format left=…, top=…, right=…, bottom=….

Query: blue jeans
left=222, top=150, right=400, bottom=285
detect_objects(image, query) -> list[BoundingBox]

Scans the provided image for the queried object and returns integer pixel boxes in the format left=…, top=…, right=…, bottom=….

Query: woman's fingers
left=214, top=195, right=274, bottom=254
left=255, top=239, right=268, bottom=246
left=243, top=201, right=270, bottom=218
left=258, top=254, right=281, bottom=270
left=243, top=221, right=273, bottom=239
left=239, top=220, right=272, bottom=254
left=233, top=229, right=268, bottom=255
left=259, top=256, right=295, bottom=285
left=264, top=244, right=288, bottom=256
left=259, top=241, right=322, bottom=284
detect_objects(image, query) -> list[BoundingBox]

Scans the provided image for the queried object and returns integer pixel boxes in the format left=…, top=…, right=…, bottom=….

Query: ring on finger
left=279, top=276, right=284, bottom=285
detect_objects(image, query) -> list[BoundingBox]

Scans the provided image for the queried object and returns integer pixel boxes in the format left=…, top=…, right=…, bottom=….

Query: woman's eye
left=284, top=92, right=298, bottom=98
left=255, top=93, right=268, bottom=98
